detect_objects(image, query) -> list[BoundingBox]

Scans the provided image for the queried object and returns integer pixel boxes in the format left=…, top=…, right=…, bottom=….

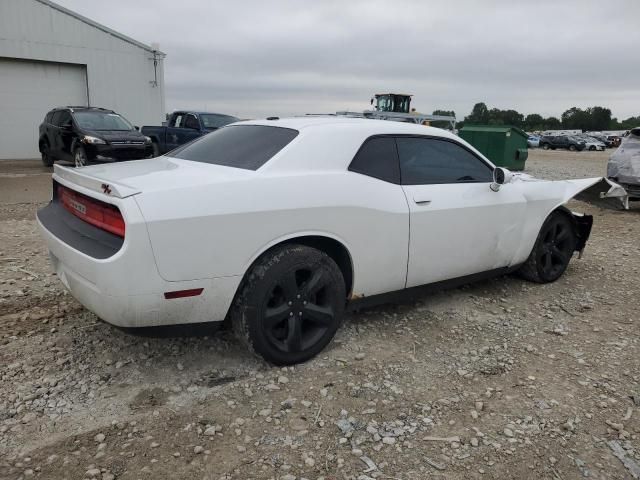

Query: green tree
left=465, top=102, right=489, bottom=125
left=524, top=114, right=544, bottom=130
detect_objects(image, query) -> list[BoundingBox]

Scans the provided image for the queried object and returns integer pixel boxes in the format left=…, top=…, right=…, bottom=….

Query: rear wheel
left=542, top=143, right=550, bottom=150
left=74, top=146, right=88, bottom=167
left=230, top=244, right=345, bottom=365
left=40, top=141, right=54, bottom=167
left=518, top=211, right=577, bottom=283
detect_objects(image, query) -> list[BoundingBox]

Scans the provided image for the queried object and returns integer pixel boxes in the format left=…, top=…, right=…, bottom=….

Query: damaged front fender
left=566, top=177, right=629, bottom=210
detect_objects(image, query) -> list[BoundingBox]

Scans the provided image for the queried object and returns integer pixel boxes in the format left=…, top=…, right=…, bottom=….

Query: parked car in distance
left=539, top=135, right=586, bottom=151
left=581, top=137, right=606, bottom=151
left=39, top=107, right=153, bottom=167
left=527, top=135, right=540, bottom=148
left=37, top=117, right=606, bottom=365
left=142, top=111, right=239, bottom=156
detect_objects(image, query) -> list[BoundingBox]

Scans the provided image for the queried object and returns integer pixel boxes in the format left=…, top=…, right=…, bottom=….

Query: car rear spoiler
left=53, top=164, right=141, bottom=199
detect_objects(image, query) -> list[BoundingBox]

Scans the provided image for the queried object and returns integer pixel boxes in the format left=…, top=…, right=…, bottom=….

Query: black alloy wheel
left=231, top=244, right=345, bottom=365
left=518, top=211, right=577, bottom=283
left=262, top=266, right=336, bottom=354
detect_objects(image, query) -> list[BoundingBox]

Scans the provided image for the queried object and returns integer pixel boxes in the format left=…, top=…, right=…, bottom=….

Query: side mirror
left=134, top=126, right=140, bottom=131
left=491, top=167, right=513, bottom=191
left=370, top=98, right=374, bottom=105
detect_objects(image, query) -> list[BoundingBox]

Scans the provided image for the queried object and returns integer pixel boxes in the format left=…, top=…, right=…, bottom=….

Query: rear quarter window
left=169, top=125, right=298, bottom=170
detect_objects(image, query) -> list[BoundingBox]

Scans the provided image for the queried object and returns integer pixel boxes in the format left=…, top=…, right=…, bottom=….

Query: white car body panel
left=37, top=117, right=626, bottom=328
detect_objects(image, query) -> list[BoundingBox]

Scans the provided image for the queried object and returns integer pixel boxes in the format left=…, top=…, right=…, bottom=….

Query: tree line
left=431, top=103, right=640, bottom=131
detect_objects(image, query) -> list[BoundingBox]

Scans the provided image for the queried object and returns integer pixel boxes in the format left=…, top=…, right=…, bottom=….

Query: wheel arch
left=38, top=135, right=50, bottom=152
left=238, top=234, right=354, bottom=299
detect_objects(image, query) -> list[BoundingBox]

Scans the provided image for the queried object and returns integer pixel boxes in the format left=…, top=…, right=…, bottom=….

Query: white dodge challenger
left=37, top=117, right=616, bottom=364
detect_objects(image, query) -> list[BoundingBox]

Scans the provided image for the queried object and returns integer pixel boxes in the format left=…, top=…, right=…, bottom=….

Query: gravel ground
left=1, top=150, right=639, bottom=480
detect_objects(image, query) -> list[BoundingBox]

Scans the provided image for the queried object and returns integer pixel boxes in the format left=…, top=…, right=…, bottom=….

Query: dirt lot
left=1, top=151, right=639, bottom=480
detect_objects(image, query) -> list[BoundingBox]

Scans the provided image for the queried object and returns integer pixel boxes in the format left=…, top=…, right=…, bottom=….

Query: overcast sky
left=54, top=0, right=640, bottom=120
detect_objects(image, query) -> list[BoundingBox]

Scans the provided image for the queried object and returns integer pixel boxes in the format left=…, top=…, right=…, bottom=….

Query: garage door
left=0, top=58, right=88, bottom=160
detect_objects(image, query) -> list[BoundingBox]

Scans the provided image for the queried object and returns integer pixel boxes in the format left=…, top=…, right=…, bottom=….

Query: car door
left=398, top=136, right=528, bottom=288
left=56, top=110, right=75, bottom=159
left=164, top=112, right=185, bottom=152
left=181, top=114, right=204, bottom=144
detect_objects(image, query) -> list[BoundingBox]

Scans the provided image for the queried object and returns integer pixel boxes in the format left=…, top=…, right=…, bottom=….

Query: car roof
left=239, top=116, right=459, bottom=140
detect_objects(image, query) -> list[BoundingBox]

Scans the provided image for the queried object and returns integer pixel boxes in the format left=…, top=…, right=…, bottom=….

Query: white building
left=0, top=0, right=166, bottom=159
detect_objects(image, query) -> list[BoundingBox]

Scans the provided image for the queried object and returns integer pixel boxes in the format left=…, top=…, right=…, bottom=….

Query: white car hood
left=53, top=157, right=254, bottom=198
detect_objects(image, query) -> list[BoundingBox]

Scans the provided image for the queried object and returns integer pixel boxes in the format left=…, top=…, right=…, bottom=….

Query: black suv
left=38, top=107, right=153, bottom=167
left=539, top=135, right=586, bottom=151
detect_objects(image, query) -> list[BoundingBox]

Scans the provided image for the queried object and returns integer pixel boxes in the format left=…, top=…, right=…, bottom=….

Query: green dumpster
left=459, top=125, right=529, bottom=171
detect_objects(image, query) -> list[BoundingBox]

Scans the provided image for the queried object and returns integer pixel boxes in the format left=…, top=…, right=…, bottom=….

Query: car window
left=45, top=112, right=53, bottom=124
left=184, top=114, right=200, bottom=130
left=171, top=114, right=184, bottom=128
left=397, top=137, right=493, bottom=185
left=57, top=111, right=72, bottom=127
left=169, top=125, right=299, bottom=170
left=200, top=114, right=238, bottom=129
left=348, top=136, right=400, bottom=184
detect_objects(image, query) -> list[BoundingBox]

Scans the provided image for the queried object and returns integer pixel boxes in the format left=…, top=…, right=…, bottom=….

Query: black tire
left=151, top=141, right=160, bottom=158
left=40, top=141, right=54, bottom=167
left=74, top=146, right=89, bottom=167
left=230, top=244, right=346, bottom=365
left=569, top=144, right=577, bottom=151
left=589, top=146, right=596, bottom=151
left=542, top=143, right=550, bottom=150
left=518, top=211, right=577, bottom=283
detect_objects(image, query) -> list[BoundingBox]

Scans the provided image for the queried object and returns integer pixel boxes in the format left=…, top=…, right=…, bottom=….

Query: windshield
left=169, top=125, right=299, bottom=170
left=200, top=114, right=239, bottom=129
left=73, top=111, right=133, bottom=131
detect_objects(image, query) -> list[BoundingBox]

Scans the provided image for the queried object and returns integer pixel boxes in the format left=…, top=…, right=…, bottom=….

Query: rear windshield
left=169, top=125, right=298, bottom=170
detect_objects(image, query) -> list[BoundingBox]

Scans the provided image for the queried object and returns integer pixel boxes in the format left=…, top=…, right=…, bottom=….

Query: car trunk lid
left=53, top=157, right=254, bottom=198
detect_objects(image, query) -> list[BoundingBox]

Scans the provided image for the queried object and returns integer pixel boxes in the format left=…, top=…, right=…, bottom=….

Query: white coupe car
left=38, top=117, right=617, bottom=364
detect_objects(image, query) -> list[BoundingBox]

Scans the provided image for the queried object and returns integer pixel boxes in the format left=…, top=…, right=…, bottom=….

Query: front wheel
left=74, top=146, right=89, bottom=167
left=569, top=145, right=577, bottom=151
left=518, top=211, right=577, bottom=283
left=230, top=244, right=346, bottom=365
left=151, top=141, right=160, bottom=158
left=542, top=143, right=550, bottom=150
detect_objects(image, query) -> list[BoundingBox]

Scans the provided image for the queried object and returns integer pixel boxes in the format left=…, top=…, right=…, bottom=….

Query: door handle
left=414, top=198, right=431, bottom=205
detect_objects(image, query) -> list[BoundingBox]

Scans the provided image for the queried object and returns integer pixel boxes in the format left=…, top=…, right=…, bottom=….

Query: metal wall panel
left=0, top=0, right=166, bottom=159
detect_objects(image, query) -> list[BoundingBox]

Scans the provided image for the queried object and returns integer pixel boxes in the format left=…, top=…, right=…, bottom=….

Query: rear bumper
left=36, top=183, right=240, bottom=327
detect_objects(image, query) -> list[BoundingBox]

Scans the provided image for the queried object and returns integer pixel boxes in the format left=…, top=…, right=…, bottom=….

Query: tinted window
left=57, top=111, right=72, bottom=127
left=169, top=125, right=298, bottom=170
left=349, top=137, right=400, bottom=184
left=51, top=111, right=63, bottom=126
left=184, top=114, right=200, bottom=129
left=170, top=114, right=183, bottom=128
left=45, top=112, right=53, bottom=124
left=397, top=137, right=493, bottom=185
left=201, top=114, right=238, bottom=129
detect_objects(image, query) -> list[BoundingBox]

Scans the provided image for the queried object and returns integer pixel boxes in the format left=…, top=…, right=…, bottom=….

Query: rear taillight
left=58, top=185, right=125, bottom=237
